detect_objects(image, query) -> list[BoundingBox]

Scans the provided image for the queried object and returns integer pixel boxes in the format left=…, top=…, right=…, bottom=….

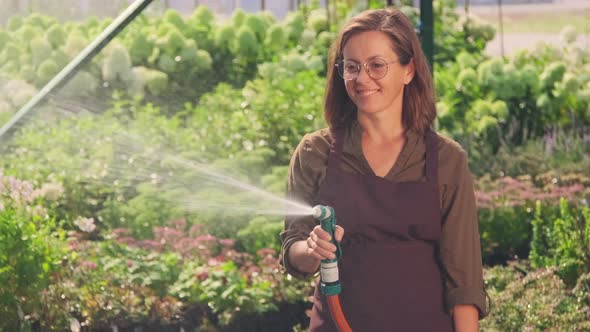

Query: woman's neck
left=357, top=110, right=405, bottom=144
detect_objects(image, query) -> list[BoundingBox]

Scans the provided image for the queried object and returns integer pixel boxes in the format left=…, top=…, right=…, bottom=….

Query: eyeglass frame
left=335, top=57, right=400, bottom=81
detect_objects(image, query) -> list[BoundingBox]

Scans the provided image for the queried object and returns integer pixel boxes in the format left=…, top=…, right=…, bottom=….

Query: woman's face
left=341, top=30, right=414, bottom=115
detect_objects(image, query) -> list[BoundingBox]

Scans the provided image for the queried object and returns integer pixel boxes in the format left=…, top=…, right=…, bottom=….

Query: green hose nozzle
left=313, top=205, right=342, bottom=296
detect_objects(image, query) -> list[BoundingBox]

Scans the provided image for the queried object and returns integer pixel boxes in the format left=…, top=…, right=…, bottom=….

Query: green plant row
left=0, top=5, right=332, bottom=115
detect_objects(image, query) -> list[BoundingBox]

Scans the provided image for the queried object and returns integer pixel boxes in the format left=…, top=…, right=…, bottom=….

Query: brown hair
left=324, top=8, right=436, bottom=134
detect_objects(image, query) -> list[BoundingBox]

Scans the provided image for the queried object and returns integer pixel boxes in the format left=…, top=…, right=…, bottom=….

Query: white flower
left=70, top=318, right=81, bottom=332
left=560, top=25, right=577, bottom=44
left=41, top=182, right=65, bottom=201
left=74, top=217, right=96, bottom=233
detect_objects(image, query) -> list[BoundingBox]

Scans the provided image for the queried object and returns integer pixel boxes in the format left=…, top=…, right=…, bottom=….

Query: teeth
left=357, top=90, right=378, bottom=97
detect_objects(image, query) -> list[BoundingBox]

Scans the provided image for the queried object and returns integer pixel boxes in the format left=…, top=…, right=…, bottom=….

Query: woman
left=280, top=7, right=489, bottom=332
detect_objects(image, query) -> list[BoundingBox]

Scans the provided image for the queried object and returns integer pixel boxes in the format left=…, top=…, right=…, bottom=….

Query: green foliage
left=235, top=26, right=259, bottom=60
left=530, top=199, right=590, bottom=286
left=214, top=24, right=234, bottom=48
left=471, top=131, right=590, bottom=178
left=540, top=61, right=567, bottom=90
left=0, top=8, right=335, bottom=109
left=0, top=207, right=63, bottom=330
left=7, top=16, right=23, bottom=31
left=478, top=206, right=532, bottom=264
left=128, top=32, right=153, bottom=64
left=188, top=70, right=325, bottom=165
left=30, top=37, right=53, bottom=67
left=61, top=70, right=99, bottom=97
left=191, top=5, right=215, bottom=29
left=120, top=183, right=186, bottom=239
left=437, top=36, right=590, bottom=163
left=163, top=9, right=186, bottom=31
left=481, top=264, right=590, bottom=331
left=475, top=170, right=589, bottom=263
left=45, top=24, right=66, bottom=48
left=236, top=217, right=283, bottom=255
left=0, top=79, right=38, bottom=114
left=101, top=241, right=183, bottom=297
left=283, top=12, right=305, bottom=44
left=432, top=1, right=496, bottom=63
left=102, top=43, right=133, bottom=83
left=244, top=14, right=268, bottom=42
left=35, top=59, right=59, bottom=85
left=64, top=31, right=88, bottom=59
left=1, top=4, right=589, bottom=329
left=198, top=261, right=275, bottom=325
left=307, top=9, right=328, bottom=33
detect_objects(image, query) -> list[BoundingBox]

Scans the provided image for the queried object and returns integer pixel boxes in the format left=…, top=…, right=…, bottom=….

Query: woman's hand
left=306, top=225, right=345, bottom=260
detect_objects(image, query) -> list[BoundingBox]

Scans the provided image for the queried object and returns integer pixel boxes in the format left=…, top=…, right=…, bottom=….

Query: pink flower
left=168, top=218, right=187, bottom=230
left=80, top=261, right=97, bottom=269
left=256, top=248, right=276, bottom=257
left=195, top=271, right=209, bottom=281
left=111, top=228, right=131, bottom=238
left=189, top=224, right=204, bottom=237
left=219, top=239, right=235, bottom=248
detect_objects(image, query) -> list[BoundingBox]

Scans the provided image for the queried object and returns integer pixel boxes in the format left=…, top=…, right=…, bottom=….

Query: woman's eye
left=345, top=64, right=358, bottom=72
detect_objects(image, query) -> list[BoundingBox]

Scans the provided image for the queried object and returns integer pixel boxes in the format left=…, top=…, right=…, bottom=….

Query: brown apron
left=308, top=128, right=454, bottom=332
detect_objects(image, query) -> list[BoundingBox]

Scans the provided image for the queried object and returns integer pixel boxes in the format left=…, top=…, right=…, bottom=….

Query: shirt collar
left=344, top=119, right=422, bottom=178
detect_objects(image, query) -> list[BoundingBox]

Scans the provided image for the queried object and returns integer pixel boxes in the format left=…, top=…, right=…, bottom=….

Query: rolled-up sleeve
left=439, top=149, right=490, bottom=319
left=279, top=132, right=330, bottom=279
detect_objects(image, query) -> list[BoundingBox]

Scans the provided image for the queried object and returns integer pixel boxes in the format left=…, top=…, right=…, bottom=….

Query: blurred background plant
left=0, top=0, right=588, bottom=330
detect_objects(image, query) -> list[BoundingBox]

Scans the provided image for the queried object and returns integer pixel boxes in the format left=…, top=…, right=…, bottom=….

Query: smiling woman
left=280, top=7, right=489, bottom=332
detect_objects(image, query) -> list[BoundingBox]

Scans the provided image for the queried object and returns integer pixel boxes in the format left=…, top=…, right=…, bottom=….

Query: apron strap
left=424, top=129, right=439, bottom=185
left=327, top=127, right=345, bottom=169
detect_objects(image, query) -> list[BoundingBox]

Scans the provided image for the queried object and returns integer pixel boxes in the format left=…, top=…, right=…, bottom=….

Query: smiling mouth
left=357, top=90, right=379, bottom=97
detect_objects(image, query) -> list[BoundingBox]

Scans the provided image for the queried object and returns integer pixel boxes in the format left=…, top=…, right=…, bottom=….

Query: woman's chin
left=356, top=104, right=385, bottom=115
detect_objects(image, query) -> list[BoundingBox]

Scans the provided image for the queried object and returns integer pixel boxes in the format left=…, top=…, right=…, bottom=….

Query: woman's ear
left=404, top=58, right=416, bottom=85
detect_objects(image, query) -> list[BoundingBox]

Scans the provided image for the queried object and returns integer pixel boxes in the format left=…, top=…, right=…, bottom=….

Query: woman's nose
left=355, top=66, right=371, bottom=83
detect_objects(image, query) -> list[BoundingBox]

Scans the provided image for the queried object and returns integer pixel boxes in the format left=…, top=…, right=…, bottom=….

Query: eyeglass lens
left=338, top=59, right=389, bottom=80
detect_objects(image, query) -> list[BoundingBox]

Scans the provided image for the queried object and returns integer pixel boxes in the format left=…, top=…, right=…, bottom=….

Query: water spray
left=312, top=205, right=352, bottom=332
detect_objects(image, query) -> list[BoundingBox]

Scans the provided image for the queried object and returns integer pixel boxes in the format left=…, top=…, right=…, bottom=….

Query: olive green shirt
left=280, top=120, right=489, bottom=318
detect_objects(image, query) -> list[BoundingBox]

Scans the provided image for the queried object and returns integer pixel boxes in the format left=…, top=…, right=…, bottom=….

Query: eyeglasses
left=335, top=58, right=399, bottom=81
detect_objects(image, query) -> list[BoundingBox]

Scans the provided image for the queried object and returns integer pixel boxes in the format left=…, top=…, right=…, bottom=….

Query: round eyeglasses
left=335, top=58, right=399, bottom=81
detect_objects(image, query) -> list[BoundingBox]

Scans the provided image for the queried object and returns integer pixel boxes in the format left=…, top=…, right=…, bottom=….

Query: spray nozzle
left=312, top=205, right=342, bottom=296
left=312, top=205, right=332, bottom=220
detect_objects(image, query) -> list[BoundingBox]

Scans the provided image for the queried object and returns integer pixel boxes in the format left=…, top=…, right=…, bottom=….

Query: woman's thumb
left=334, top=225, right=345, bottom=242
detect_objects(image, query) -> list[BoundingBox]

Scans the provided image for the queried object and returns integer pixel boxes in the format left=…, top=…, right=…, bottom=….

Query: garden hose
left=312, top=205, right=353, bottom=332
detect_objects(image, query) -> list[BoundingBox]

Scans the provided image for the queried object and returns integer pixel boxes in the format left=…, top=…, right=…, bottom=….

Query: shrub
left=481, top=264, right=590, bottom=331
left=530, top=198, right=590, bottom=286
left=0, top=206, right=64, bottom=331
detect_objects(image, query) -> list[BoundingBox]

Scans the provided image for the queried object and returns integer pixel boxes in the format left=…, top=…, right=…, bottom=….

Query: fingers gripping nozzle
left=312, top=205, right=342, bottom=296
